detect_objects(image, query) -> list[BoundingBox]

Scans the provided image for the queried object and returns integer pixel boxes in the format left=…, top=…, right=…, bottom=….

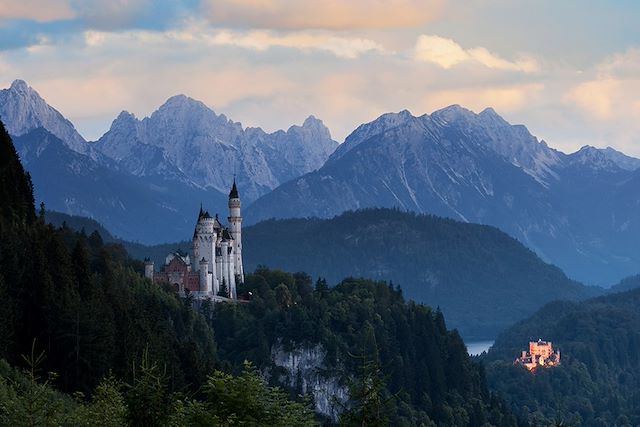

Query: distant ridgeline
left=483, top=288, right=640, bottom=426
left=47, top=208, right=600, bottom=339
left=241, top=209, right=600, bottom=339
left=1, top=120, right=519, bottom=426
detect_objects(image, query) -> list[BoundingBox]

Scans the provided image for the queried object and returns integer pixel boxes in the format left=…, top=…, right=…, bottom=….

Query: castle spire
left=229, top=177, right=239, bottom=199
left=199, top=203, right=204, bottom=218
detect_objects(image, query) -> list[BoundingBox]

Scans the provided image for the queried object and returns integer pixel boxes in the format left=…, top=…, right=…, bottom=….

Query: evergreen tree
left=218, top=278, right=229, bottom=298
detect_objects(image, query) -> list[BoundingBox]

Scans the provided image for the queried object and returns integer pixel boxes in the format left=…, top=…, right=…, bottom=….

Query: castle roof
left=229, top=178, right=239, bottom=199
left=221, top=228, right=233, bottom=241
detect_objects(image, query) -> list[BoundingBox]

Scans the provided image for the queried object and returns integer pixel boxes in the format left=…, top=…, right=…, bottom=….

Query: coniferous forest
left=483, top=288, right=640, bottom=426
left=0, top=120, right=521, bottom=425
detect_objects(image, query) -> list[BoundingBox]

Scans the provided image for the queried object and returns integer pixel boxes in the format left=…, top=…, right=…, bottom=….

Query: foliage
left=1, top=121, right=518, bottom=425
left=211, top=267, right=518, bottom=426
left=339, top=348, right=390, bottom=427
left=0, top=120, right=213, bottom=396
left=484, top=288, right=640, bottom=426
left=241, top=209, right=598, bottom=339
left=0, top=357, right=127, bottom=427
left=170, top=361, right=316, bottom=426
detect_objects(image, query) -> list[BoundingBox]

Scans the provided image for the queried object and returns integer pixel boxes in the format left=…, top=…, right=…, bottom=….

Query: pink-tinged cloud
left=0, top=0, right=76, bottom=22
left=414, top=35, right=539, bottom=73
left=200, top=0, right=444, bottom=30
left=566, top=49, right=640, bottom=121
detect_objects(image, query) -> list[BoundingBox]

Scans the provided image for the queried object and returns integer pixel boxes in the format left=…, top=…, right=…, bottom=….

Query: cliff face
left=270, top=343, right=348, bottom=419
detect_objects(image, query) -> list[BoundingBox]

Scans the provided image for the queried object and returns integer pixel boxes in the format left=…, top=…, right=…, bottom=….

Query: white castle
left=144, top=180, right=244, bottom=300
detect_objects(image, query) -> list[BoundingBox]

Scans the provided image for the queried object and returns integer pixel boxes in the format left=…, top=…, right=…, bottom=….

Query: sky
left=1, top=0, right=639, bottom=155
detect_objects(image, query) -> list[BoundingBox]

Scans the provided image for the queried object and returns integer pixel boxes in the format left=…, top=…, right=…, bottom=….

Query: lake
left=466, top=340, right=494, bottom=356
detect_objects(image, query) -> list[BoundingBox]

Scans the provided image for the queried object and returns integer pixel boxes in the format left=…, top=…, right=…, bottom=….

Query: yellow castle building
left=514, top=339, right=561, bottom=371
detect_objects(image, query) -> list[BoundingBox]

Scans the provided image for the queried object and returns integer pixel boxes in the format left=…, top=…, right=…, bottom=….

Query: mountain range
left=2, top=79, right=640, bottom=284
left=0, top=80, right=336, bottom=242
left=246, top=107, right=640, bottom=285
left=242, top=208, right=599, bottom=339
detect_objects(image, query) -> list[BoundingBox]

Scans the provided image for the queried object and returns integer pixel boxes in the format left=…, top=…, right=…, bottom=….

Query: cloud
left=423, top=83, right=545, bottom=114
left=414, top=35, right=539, bottom=73
left=199, top=0, right=444, bottom=30
left=565, top=49, right=640, bottom=121
left=202, top=30, right=386, bottom=59
left=71, top=0, right=151, bottom=30
left=83, top=27, right=386, bottom=59
left=0, top=0, right=76, bottom=22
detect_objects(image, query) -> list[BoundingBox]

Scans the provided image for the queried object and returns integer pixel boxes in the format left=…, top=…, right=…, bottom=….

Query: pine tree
left=218, top=279, right=229, bottom=298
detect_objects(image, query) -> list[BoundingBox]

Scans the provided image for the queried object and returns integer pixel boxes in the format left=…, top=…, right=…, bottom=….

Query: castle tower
left=144, top=258, right=154, bottom=280
left=199, top=257, right=211, bottom=294
left=193, top=208, right=217, bottom=268
left=228, top=179, right=244, bottom=283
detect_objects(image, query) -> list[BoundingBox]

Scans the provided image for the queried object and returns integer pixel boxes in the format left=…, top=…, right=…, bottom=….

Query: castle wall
left=150, top=182, right=243, bottom=301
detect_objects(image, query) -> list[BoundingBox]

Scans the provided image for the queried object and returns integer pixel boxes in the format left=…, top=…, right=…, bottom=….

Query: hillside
left=246, top=107, right=640, bottom=286
left=1, top=121, right=515, bottom=425
left=484, top=289, right=640, bottom=426
left=608, top=273, right=640, bottom=293
left=13, top=127, right=229, bottom=243
left=242, top=208, right=598, bottom=339
left=213, top=268, right=518, bottom=426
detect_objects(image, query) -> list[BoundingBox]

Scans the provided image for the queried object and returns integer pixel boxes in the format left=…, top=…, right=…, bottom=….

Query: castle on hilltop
left=144, top=180, right=244, bottom=300
left=514, top=339, right=561, bottom=371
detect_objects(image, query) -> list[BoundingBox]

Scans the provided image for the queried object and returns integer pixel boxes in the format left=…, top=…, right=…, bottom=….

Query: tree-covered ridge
left=0, top=119, right=317, bottom=425
left=0, top=120, right=217, bottom=395
left=483, top=288, right=640, bottom=426
left=1, top=120, right=518, bottom=425
left=608, top=273, right=640, bottom=293
left=211, top=268, right=518, bottom=426
left=242, top=208, right=599, bottom=339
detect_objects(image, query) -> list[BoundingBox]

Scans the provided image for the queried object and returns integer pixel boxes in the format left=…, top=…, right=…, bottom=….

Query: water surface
left=466, top=340, right=494, bottom=356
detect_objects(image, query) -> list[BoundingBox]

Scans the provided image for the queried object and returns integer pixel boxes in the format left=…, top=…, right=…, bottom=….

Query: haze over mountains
left=242, top=209, right=598, bottom=339
left=2, top=79, right=640, bottom=285
left=0, top=80, right=337, bottom=242
left=247, top=106, right=640, bottom=285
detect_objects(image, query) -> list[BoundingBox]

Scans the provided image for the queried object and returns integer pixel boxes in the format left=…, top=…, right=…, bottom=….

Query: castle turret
left=144, top=258, right=154, bottom=281
left=228, top=179, right=244, bottom=283
left=199, top=257, right=211, bottom=294
left=193, top=208, right=217, bottom=286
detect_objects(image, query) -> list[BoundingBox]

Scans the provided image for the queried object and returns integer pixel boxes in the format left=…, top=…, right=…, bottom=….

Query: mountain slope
left=13, top=128, right=227, bottom=243
left=246, top=107, right=640, bottom=285
left=0, top=79, right=87, bottom=153
left=484, top=288, right=640, bottom=426
left=0, top=79, right=337, bottom=242
left=94, top=95, right=337, bottom=202
left=242, top=208, right=599, bottom=339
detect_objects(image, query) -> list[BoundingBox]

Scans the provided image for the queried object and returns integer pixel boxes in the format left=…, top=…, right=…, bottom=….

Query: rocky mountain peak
left=569, top=145, right=640, bottom=171
left=298, top=115, right=332, bottom=140
left=114, top=110, right=137, bottom=124
left=302, top=115, right=322, bottom=127
left=431, top=104, right=477, bottom=124
left=10, top=79, right=30, bottom=93
left=0, top=79, right=87, bottom=152
left=156, top=94, right=214, bottom=116
left=329, top=110, right=417, bottom=161
left=478, top=107, right=509, bottom=126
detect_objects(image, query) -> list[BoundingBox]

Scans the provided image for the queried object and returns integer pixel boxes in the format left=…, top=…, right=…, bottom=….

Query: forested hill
left=484, top=288, right=640, bottom=426
left=0, top=120, right=517, bottom=425
left=608, top=273, right=640, bottom=293
left=243, top=209, right=599, bottom=339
